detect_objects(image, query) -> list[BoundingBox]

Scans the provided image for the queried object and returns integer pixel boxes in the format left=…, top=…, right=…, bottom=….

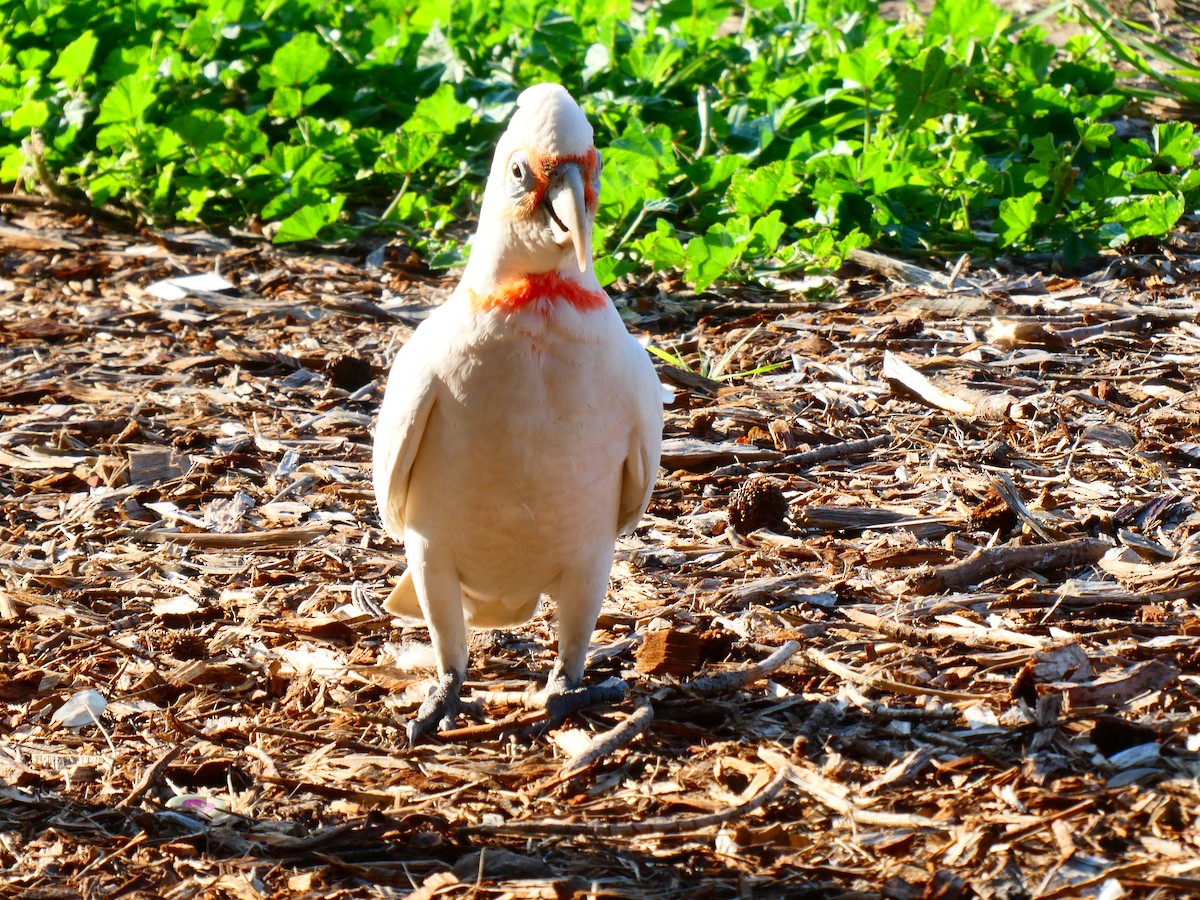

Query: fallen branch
left=848, top=248, right=951, bottom=289
left=686, top=641, right=799, bottom=695
left=113, top=523, right=330, bottom=549
left=841, top=607, right=1049, bottom=650
left=991, top=473, right=1068, bottom=542
left=758, top=748, right=947, bottom=829
left=748, top=434, right=893, bottom=473
left=839, top=683, right=963, bottom=721
left=912, top=538, right=1111, bottom=594
left=557, top=701, right=655, bottom=783
left=802, top=647, right=979, bottom=702
left=793, top=505, right=957, bottom=534
left=883, top=351, right=1028, bottom=421
left=467, top=765, right=789, bottom=837
left=116, top=743, right=184, bottom=809
left=660, top=437, right=779, bottom=469
left=435, top=710, right=548, bottom=743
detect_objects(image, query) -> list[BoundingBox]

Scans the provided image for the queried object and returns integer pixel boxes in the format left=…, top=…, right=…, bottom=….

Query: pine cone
left=728, top=478, right=789, bottom=532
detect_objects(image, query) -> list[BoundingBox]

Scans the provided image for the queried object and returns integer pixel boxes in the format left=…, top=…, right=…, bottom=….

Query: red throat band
left=468, top=272, right=609, bottom=314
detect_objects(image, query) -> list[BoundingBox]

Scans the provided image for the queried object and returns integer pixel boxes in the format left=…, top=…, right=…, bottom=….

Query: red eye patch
left=518, top=146, right=600, bottom=213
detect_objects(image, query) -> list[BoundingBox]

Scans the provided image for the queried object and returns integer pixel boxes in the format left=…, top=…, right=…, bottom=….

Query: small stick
left=116, top=744, right=183, bottom=809
left=758, top=748, right=946, bottom=829
left=559, top=702, right=655, bottom=780
left=912, top=537, right=1111, bottom=594
left=839, top=683, right=962, bottom=722
left=467, top=766, right=790, bottom=837
left=848, top=248, right=951, bottom=288
left=991, top=473, right=1067, bottom=543
left=946, top=254, right=970, bottom=289
left=750, top=434, right=893, bottom=472
left=435, top=710, right=548, bottom=742
left=686, top=641, right=800, bottom=696
left=840, top=607, right=1048, bottom=650
left=802, top=647, right=979, bottom=702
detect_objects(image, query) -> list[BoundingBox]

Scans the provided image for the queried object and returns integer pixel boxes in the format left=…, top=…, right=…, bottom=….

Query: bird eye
left=508, top=151, right=532, bottom=188
left=506, top=151, right=535, bottom=201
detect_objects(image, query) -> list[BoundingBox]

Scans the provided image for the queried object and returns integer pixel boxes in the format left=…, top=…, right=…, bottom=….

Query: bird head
left=465, top=84, right=602, bottom=288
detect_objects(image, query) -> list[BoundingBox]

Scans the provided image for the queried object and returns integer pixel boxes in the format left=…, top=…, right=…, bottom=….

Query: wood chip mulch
left=2, top=210, right=1199, bottom=899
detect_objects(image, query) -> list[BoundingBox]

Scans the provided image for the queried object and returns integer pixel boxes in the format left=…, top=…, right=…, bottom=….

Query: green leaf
left=404, top=83, right=472, bottom=134
left=634, top=218, right=688, bottom=272
left=1074, top=118, right=1114, bottom=152
left=49, top=30, right=99, bottom=83
left=10, top=99, right=50, bottom=130
left=94, top=74, right=156, bottom=125
left=1152, top=122, right=1199, bottom=168
left=269, top=86, right=303, bottom=119
left=726, top=162, right=798, bottom=218
left=1110, top=193, right=1185, bottom=242
left=750, top=210, right=786, bottom=256
left=262, top=32, right=331, bottom=88
left=685, top=223, right=747, bottom=290
left=894, top=47, right=958, bottom=125
left=274, top=196, right=345, bottom=242
left=997, top=192, right=1041, bottom=246
left=593, top=254, right=637, bottom=286
left=582, top=42, right=610, bottom=86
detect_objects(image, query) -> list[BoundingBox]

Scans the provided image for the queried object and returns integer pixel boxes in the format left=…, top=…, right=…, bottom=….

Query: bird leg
left=533, top=561, right=626, bottom=730
left=407, top=670, right=475, bottom=744
left=403, top=539, right=476, bottom=743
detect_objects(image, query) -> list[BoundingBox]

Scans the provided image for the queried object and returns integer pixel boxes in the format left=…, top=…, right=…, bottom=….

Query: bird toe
left=406, top=671, right=467, bottom=744
left=542, top=675, right=629, bottom=723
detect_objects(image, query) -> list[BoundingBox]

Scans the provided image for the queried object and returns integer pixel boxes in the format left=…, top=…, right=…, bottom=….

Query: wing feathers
left=372, top=330, right=440, bottom=540
left=617, top=339, right=664, bottom=534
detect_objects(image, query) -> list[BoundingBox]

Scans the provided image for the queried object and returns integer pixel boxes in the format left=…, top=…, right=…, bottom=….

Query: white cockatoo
left=372, top=84, right=663, bottom=741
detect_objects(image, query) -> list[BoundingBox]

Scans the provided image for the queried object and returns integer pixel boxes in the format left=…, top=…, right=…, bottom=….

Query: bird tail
left=384, top=568, right=424, bottom=620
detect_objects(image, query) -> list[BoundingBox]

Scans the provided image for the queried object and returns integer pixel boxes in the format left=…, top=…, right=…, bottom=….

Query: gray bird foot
left=406, top=672, right=481, bottom=744
left=533, top=676, right=629, bottom=736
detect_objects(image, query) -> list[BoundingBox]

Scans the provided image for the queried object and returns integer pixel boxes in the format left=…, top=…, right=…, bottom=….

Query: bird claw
left=406, top=671, right=470, bottom=744
left=521, top=676, right=628, bottom=740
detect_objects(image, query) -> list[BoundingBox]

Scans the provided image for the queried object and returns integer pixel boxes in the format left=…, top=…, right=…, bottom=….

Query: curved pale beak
left=542, top=162, right=590, bottom=273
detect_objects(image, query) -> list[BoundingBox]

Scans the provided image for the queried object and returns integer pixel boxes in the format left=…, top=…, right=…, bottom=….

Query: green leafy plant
left=1, top=0, right=1197, bottom=284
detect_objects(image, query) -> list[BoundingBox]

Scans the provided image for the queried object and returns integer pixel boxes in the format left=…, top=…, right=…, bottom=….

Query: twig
left=111, top=523, right=330, bottom=549
left=435, top=710, right=548, bottom=742
left=848, top=248, right=951, bottom=289
left=758, top=748, right=947, bottom=829
left=466, top=766, right=789, bottom=837
left=116, top=744, right=183, bottom=809
left=839, top=683, right=962, bottom=721
left=946, top=253, right=970, bottom=289
left=883, top=351, right=1027, bottom=421
left=912, top=538, right=1111, bottom=594
left=65, top=628, right=175, bottom=665
left=686, top=641, right=799, bottom=695
left=840, top=607, right=1049, bottom=650
left=801, top=647, right=979, bottom=701
left=792, top=505, right=958, bottom=534
left=21, top=130, right=69, bottom=202
left=991, top=473, right=1068, bottom=542
left=748, top=434, right=892, bottom=473
left=1002, top=799, right=1093, bottom=843
left=559, top=701, right=655, bottom=780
